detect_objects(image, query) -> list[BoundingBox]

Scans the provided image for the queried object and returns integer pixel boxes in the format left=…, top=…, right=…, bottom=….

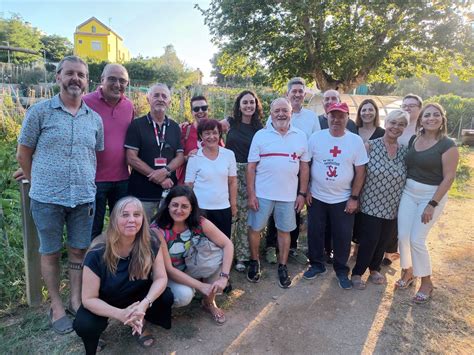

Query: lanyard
left=150, top=115, right=167, bottom=157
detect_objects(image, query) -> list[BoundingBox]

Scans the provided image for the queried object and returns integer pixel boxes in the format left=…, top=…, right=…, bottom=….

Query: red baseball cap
left=327, top=102, right=349, bottom=114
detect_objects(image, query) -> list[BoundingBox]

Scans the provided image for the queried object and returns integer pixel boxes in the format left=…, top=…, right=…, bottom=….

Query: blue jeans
left=307, top=198, right=354, bottom=276
left=91, top=180, right=129, bottom=239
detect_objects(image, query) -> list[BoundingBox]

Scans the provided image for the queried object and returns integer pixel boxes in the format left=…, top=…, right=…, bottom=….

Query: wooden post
left=19, top=180, right=42, bottom=306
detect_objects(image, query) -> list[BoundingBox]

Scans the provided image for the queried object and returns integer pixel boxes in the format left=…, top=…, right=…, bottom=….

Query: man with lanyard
left=83, top=63, right=134, bottom=239
left=125, top=83, right=184, bottom=219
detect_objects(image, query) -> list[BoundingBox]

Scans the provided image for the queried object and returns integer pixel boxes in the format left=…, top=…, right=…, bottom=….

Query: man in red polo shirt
left=83, top=64, right=134, bottom=239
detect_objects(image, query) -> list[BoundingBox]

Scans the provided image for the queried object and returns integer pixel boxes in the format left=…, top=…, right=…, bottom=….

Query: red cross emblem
left=291, top=152, right=299, bottom=160
left=330, top=146, right=342, bottom=157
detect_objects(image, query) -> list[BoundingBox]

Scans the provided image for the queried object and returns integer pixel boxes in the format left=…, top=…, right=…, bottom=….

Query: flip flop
left=97, top=339, right=106, bottom=352
left=369, top=272, right=386, bottom=285
left=49, top=309, right=73, bottom=335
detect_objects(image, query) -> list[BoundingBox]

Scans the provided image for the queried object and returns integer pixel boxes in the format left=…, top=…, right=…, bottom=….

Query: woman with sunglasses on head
left=150, top=186, right=234, bottom=325
left=396, top=103, right=458, bottom=304
left=73, top=197, right=173, bottom=354
left=224, top=90, right=264, bottom=272
left=352, top=99, right=385, bottom=257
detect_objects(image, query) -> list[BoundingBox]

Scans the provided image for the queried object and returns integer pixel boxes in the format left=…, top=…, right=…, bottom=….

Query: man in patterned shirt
left=16, top=56, right=104, bottom=334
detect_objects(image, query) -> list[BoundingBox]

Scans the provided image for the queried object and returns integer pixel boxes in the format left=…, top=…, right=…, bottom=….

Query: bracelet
left=298, top=191, right=307, bottom=198
left=219, top=272, right=230, bottom=279
left=350, top=195, right=359, bottom=201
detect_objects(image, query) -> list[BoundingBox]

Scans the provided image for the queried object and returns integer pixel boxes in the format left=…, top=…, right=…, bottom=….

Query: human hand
left=248, top=194, right=259, bottom=211
left=198, top=282, right=215, bottom=297
left=160, top=178, right=174, bottom=189
left=305, top=194, right=312, bottom=206
left=421, top=205, right=434, bottom=224
left=212, top=277, right=228, bottom=295
left=123, top=301, right=147, bottom=335
left=295, top=195, right=305, bottom=213
left=188, top=149, right=198, bottom=157
left=147, top=168, right=168, bottom=184
left=344, top=199, right=358, bottom=214
left=12, top=168, right=26, bottom=182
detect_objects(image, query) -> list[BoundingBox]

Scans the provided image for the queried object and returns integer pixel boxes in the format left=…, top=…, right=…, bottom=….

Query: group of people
left=15, top=55, right=459, bottom=353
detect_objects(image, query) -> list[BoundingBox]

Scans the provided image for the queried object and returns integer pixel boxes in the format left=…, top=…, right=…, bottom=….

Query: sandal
left=202, top=301, right=226, bottom=325
left=413, top=288, right=433, bottom=304
left=351, top=275, right=366, bottom=290
left=49, top=308, right=73, bottom=335
left=66, top=303, right=77, bottom=318
left=136, top=333, right=155, bottom=348
left=395, top=269, right=416, bottom=289
left=97, top=339, right=106, bottom=352
left=369, top=271, right=386, bottom=285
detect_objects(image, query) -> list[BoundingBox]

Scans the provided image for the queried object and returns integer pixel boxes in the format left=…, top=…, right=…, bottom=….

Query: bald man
left=318, top=90, right=358, bottom=133
left=83, top=64, right=135, bottom=238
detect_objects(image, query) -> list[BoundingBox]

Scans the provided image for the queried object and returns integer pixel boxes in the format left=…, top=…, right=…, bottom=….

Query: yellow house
left=74, top=17, right=130, bottom=63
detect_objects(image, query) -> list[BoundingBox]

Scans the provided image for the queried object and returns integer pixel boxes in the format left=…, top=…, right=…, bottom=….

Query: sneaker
left=303, top=264, right=327, bottom=280
left=337, top=275, right=353, bottom=290
left=265, top=247, right=277, bottom=264
left=288, top=248, right=309, bottom=265
left=278, top=264, right=292, bottom=288
left=234, top=260, right=246, bottom=272
left=247, top=260, right=261, bottom=283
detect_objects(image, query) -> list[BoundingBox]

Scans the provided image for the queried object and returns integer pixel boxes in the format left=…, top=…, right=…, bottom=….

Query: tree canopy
left=40, top=35, right=73, bottom=62
left=0, top=15, right=43, bottom=64
left=199, top=0, right=474, bottom=92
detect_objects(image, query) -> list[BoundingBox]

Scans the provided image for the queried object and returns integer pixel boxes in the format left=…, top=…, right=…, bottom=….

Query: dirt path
left=1, top=158, right=473, bottom=354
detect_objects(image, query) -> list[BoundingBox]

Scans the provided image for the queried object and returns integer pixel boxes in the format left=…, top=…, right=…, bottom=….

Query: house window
left=92, top=25, right=96, bottom=33
left=91, top=41, right=102, bottom=51
left=78, top=39, right=82, bottom=44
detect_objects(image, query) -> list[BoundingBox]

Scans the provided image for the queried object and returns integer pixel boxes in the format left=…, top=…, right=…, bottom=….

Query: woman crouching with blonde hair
left=74, top=196, right=173, bottom=354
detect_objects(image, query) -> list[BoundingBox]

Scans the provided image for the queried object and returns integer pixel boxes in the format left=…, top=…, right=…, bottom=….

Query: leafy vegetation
left=199, top=0, right=474, bottom=92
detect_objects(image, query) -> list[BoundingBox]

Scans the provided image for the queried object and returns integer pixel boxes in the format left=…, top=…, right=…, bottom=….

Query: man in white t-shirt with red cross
left=304, top=102, right=368, bottom=289
left=246, top=97, right=310, bottom=288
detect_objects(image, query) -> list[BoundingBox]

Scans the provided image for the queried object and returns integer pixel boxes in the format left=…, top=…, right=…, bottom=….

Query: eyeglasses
left=401, top=104, right=420, bottom=109
left=192, top=105, right=208, bottom=113
left=106, top=76, right=128, bottom=85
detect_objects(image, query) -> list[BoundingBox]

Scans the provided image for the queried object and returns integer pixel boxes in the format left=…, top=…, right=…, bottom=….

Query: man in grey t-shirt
left=17, top=56, right=104, bottom=334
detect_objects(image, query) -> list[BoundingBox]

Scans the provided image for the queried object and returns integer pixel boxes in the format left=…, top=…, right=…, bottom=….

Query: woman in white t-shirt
left=185, top=119, right=237, bottom=238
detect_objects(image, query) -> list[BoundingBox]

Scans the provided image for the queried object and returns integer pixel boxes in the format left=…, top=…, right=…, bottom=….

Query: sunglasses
left=192, top=105, right=208, bottom=113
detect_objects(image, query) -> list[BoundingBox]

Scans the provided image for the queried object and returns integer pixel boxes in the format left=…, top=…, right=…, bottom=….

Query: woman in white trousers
left=396, top=103, right=459, bottom=304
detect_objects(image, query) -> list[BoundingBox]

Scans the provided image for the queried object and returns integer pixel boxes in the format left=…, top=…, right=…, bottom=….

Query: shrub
left=427, top=94, right=474, bottom=136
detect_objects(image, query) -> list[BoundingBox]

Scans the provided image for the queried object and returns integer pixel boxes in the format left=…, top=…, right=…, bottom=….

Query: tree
left=210, top=50, right=270, bottom=87
left=40, top=35, right=73, bottom=62
left=198, top=0, right=474, bottom=92
left=0, top=15, right=43, bottom=64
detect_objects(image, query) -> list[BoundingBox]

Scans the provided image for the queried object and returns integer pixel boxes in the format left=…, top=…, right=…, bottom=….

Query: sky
left=0, top=0, right=218, bottom=83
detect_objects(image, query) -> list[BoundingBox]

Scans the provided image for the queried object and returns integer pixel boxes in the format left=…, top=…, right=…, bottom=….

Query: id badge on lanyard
left=152, top=118, right=168, bottom=167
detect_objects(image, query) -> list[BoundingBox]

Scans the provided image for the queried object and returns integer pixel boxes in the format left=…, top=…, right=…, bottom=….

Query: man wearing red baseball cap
left=304, top=102, right=368, bottom=289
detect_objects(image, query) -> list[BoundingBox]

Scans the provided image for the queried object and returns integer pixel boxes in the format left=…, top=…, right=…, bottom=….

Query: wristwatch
left=350, top=195, right=359, bottom=201
left=428, top=200, right=438, bottom=207
left=144, top=296, right=153, bottom=308
left=164, top=166, right=172, bottom=177
left=219, top=272, right=230, bottom=279
left=298, top=191, right=307, bottom=197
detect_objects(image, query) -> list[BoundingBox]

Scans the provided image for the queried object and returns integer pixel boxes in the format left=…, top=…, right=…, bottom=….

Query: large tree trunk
left=312, top=69, right=368, bottom=94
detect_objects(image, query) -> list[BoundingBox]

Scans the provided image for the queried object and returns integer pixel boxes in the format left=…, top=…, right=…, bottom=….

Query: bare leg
left=68, top=247, right=86, bottom=311
left=277, top=231, right=291, bottom=265
left=41, top=252, right=65, bottom=321
left=418, top=275, right=433, bottom=294
left=248, top=228, right=261, bottom=260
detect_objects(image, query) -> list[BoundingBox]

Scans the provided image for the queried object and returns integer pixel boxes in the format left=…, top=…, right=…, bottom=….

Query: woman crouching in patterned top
left=150, top=186, right=234, bottom=325
left=351, top=109, right=410, bottom=290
